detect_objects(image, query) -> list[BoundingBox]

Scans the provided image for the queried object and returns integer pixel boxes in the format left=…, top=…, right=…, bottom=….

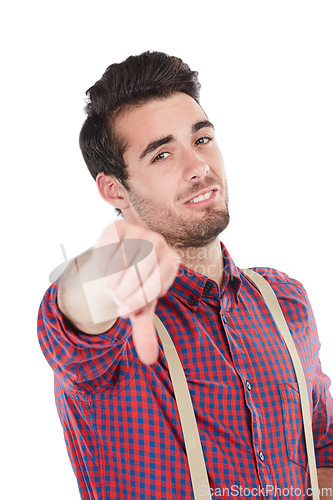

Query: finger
left=130, top=302, right=159, bottom=365
left=95, top=224, right=153, bottom=291
left=110, top=243, right=159, bottom=303
left=95, top=220, right=124, bottom=247
left=158, top=250, right=181, bottom=296
left=116, top=247, right=179, bottom=314
left=116, top=261, right=161, bottom=310
left=92, top=221, right=131, bottom=283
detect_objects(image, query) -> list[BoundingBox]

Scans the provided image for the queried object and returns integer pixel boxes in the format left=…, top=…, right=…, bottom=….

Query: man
left=38, top=51, right=333, bottom=499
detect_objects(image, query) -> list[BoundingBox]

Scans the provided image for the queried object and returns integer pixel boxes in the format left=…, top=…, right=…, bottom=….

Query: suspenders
left=153, top=269, right=319, bottom=500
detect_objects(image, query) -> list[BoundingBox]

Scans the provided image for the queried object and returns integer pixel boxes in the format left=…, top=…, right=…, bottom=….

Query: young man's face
left=114, top=92, right=230, bottom=248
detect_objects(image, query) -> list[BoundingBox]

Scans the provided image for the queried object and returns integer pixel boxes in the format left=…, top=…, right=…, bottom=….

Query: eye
left=195, top=136, right=213, bottom=146
left=152, top=151, right=170, bottom=162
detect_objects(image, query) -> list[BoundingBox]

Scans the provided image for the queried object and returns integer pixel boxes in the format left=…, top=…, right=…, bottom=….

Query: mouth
left=183, top=187, right=219, bottom=207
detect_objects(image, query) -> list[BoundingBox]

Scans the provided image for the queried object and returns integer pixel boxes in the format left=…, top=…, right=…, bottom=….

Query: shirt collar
left=169, top=241, right=242, bottom=307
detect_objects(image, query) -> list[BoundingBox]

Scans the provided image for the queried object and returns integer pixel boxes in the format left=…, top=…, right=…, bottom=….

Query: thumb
left=129, top=300, right=159, bottom=365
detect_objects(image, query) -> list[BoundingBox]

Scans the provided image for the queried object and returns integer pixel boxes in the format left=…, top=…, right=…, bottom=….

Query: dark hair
left=79, top=51, right=201, bottom=217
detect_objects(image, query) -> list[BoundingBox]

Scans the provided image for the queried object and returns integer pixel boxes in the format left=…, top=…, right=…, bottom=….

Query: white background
left=1, top=1, right=332, bottom=498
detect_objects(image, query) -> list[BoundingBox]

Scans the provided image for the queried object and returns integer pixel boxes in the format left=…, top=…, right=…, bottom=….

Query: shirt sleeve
left=306, top=288, right=333, bottom=467
left=293, top=280, right=333, bottom=467
left=37, top=279, right=133, bottom=392
left=312, top=356, right=333, bottom=467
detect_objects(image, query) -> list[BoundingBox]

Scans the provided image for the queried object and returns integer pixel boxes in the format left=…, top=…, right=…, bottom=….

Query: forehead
left=114, top=92, right=208, bottom=153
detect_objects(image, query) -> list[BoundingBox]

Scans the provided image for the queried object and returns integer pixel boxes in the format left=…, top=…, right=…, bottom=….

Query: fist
left=81, top=220, right=180, bottom=365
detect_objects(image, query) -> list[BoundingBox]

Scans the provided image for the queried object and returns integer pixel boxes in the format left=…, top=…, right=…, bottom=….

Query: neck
left=174, top=238, right=224, bottom=287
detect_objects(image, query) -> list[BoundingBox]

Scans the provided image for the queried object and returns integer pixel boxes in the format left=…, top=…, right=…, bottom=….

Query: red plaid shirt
left=37, top=242, right=333, bottom=499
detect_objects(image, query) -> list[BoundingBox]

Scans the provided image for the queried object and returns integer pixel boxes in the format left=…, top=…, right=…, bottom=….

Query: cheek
left=208, top=148, right=225, bottom=176
left=149, top=171, right=176, bottom=193
left=127, top=167, right=154, bottom=194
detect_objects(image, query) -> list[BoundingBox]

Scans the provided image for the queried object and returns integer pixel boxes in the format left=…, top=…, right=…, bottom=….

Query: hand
left=88, top=220, right=180, bottom=365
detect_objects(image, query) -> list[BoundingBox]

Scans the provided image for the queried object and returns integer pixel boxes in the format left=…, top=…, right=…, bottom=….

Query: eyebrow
left=139, top=120, right=215, bottom=161
left=192, top=120, right=215, bottom=133
left=139, top=135, right=174, bottom=160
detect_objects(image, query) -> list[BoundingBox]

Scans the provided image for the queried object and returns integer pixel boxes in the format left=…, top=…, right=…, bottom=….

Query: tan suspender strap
left=153, top=314, right=211, bottom=499
left=242, top=269, right=319, bottom=500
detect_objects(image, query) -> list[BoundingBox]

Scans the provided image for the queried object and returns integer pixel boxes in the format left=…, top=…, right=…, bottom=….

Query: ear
left=96, top=173, right=130, bottom=210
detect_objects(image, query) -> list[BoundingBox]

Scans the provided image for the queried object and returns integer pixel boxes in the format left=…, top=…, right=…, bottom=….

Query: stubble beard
left=126, top=187, right=230, bottom=249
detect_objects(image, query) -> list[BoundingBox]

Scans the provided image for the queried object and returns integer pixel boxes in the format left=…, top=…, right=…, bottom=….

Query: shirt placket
left=219, top=293, right=279, bottom=500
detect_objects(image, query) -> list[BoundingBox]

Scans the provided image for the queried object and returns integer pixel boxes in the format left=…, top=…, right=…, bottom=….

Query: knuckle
left=150, top=233, right=166, bottom=250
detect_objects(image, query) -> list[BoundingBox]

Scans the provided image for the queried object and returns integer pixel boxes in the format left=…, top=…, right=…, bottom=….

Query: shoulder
left=243, top=266, right=310, bottom=311
left=246, top=266, right=304, bottom=288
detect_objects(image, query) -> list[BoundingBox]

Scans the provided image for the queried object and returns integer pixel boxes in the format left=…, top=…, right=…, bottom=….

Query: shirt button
left=188, top=296, right=197, bottom=306
left=203, top=281, right=213, bottom=293
left=259, top=451, right=265, bottom=462
left=246, top=380, right=252, bottom=391
left=222, top=315, right=228, bottom=324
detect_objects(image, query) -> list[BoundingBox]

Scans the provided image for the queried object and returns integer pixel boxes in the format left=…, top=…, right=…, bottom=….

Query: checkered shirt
left=37, top=242, right=333, bottom=499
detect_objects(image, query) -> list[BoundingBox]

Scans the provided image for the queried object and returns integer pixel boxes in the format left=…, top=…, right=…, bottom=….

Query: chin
left=164, top=209, right=230, bottom=248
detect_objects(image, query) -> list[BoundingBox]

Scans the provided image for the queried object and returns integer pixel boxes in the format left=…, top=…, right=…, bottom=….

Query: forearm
left=317, top=467, right=333, bottom=498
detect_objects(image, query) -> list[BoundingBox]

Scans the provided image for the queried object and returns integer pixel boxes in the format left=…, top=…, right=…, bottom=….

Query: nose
left=182, top=149, right=210, bottom=181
